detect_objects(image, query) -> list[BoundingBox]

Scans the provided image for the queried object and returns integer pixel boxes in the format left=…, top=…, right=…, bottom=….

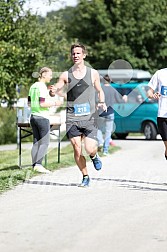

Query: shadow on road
left=24, top=180, right=79, bottom=187
left=92, top=177, right=167, bottom=192
left=24, top=176, right=167, bottom=192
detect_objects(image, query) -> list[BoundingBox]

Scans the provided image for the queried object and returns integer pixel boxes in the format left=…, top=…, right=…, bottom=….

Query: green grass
left=129, top=133, right=143, bottom=136
left=0, top=143, right=120, bottom=194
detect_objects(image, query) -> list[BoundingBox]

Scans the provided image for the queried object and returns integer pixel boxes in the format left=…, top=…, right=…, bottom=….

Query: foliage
left=0, top=0, right=40, bottom=103
left=104, top=0, right=167, bottom=72
left=2, top=0, right=167, bottom=104
left=0, top=0, right=70, bottom=105
left=0, top=107, right=17, bottom=144
left=38, top=14, right=72, bottom=72
left=60, top=0, right=167, bottom=73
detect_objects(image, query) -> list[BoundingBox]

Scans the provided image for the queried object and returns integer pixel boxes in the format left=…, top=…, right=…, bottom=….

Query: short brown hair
left=70, top=43, right=87, bottom=55
left=103, top=74, right=111, bottom=84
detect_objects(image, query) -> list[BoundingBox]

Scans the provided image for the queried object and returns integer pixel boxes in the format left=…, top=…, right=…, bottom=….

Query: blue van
left=112, top=82, right=158, bottom=139
left=98, top=69, right=158, bottom=140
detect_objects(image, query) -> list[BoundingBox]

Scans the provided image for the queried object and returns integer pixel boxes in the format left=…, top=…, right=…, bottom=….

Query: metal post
left=19, top=126, right=21, bottom=167
left=58, top=126, right=60, bottom=163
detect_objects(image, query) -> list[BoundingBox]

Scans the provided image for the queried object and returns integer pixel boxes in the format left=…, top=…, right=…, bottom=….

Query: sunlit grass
left=0, top=143, right=120, bottom=194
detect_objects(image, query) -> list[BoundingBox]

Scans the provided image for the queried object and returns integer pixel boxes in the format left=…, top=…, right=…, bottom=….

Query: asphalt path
left=0, top=137, right=167, bottom=252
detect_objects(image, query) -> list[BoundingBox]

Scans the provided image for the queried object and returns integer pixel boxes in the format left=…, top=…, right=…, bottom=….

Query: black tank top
left=66, top=66, right=96, bottom=121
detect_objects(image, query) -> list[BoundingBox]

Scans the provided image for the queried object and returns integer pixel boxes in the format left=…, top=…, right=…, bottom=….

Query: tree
left=104, top=0, right=167, bottom=72
left=0, top=0, right=39, bottom=103
left=62, top=0, right=167, bottom=73
left=0, top=0, right=70, bottom=105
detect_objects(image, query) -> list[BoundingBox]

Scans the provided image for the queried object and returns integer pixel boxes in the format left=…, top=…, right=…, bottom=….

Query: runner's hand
left=152, top=92, right=161, bottom=99
left=97, top=102, right=107, bottom=112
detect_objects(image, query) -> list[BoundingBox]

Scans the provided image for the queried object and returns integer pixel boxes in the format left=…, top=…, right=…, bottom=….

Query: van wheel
left=115, top=133, right=128, bottom=139
left=143, top=122, right=157, bottom=140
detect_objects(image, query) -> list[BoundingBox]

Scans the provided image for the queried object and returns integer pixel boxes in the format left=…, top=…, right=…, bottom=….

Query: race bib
left=161, top=86, right=167, bottom=96
left=74, top=103, right=90, bottom=116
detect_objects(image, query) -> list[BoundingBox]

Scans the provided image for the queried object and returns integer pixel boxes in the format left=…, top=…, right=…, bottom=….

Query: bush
left=0, top=107, right=17, bottom=144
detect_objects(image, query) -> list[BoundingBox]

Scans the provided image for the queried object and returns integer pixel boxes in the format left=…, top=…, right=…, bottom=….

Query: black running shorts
left=157, top=117, right=167, bottom=141
left=66, top=118, right=98, bottom=140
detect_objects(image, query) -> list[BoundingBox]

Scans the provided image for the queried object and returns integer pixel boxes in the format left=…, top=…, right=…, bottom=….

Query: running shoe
left=79, top=176, right=90, bottom=187
left=91, top=154, right=102, bottom=171
left=34, top=164, right=51, bottom=174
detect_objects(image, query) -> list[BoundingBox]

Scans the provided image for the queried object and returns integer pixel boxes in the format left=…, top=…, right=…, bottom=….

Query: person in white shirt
left=147, top=68, right=167, bottom=159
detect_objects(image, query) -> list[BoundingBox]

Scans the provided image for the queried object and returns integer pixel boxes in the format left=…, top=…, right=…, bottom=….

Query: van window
left=115, top=88, right=132, bottom=96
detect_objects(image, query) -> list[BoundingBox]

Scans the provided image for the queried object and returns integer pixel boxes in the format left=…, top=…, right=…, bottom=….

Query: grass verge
left=0, top=143, right=120, bottom=194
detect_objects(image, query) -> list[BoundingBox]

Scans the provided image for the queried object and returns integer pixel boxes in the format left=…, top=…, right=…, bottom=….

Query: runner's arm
left=50, top=71, right=68, bottom=98
left=93, top=69, right=107, bottom=111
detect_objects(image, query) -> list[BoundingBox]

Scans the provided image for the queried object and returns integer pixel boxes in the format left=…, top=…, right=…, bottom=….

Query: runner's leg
left=163, top=141, right=167, bottom=158
left=84, top=137, right=98, bottom=157
left=70, top=136, right=88, bottom=176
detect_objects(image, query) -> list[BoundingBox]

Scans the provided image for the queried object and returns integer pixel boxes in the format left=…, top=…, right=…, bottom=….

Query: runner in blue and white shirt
left=147, top=68, right=167, bottom=159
